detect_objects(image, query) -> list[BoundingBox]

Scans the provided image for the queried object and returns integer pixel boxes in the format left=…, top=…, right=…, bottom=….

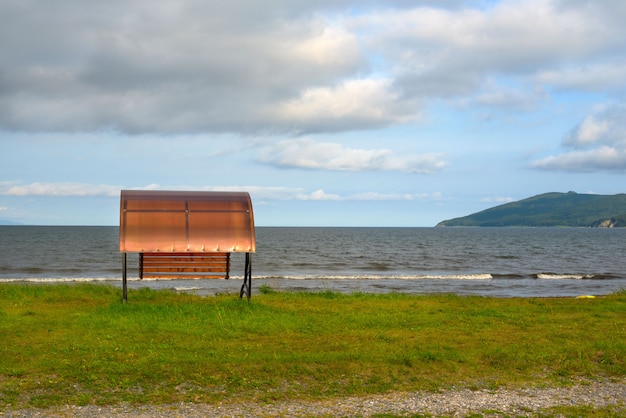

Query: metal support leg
left=240, top=252, right=252, bottom=301
left=139, top=253, right=144, bottom=280
left=122, top=252, right=128, bottom=303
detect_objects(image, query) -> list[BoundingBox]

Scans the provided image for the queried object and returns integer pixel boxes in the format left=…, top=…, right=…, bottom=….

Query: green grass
left=0, top=284, right=624, bottom=410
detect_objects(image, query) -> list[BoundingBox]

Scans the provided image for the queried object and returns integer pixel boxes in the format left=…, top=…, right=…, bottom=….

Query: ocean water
left=1, top=226, right=625, bottom=298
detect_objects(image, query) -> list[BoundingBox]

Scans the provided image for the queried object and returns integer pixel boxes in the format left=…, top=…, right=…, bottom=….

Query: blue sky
left=1, top=0, right=625, bottom=226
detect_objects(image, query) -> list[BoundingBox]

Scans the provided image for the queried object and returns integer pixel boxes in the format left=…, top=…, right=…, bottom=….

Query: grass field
left=0, top=283, right=624, bottom=411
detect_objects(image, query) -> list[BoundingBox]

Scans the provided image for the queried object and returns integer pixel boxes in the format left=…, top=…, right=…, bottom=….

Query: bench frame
left=122, top=252, right=252, bottom=302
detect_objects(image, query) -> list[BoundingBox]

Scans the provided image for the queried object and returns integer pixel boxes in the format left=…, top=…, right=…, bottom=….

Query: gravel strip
left=4, top=380, right=624, bottom=417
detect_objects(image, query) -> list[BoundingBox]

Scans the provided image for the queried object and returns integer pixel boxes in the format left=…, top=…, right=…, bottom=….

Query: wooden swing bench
left=139, top=252, right=231, bottom=280
left=120, top=190, right=256, bottom=302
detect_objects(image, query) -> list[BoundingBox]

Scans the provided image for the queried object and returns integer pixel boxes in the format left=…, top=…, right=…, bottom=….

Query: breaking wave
left=0, top=277, right=123, bottom=283
left=537, top=273, right=597, bottom=280
left=255, top=273, right=494, bottom=280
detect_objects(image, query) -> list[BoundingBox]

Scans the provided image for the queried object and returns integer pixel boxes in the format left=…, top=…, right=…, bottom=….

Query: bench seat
left=139, top=252, right=230, bottom=279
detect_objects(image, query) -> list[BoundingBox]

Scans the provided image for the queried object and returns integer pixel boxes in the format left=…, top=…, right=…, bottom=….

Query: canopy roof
left=119, top=190, right=255, bottom=253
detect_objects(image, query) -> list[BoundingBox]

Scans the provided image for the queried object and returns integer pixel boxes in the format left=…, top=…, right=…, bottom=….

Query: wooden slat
left=143, top=266, right=228, bottom=273
left=142, top=261, right=229, bottom=266
left=144, top=253, right=228, bottom=261
left=140, top=252, right=230, bottom=280
left=142, top=261, right=228, bottom=267
left=142, top=274, right=226, bottom=279
left=141, top=252, right=230, bottom=257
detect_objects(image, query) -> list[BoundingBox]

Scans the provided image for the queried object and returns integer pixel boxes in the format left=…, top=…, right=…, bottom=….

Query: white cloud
left=0, top=182, right=167, bottom=197
left=2, top=183, right=123, bottom=197
left=218, top=186, right=443, bottom=202
left=259, top=138, right=445, bottom=173
left=350, top=191, right=443, bottom=201
left=273, top=78, right=420, bottom=133
left=207, top=185, right=306, bottom=201
left=480, top=196, right=515, bottom=204
left=1, top=1, right=625, bottom=135
left=531, top=146, right=626, bottom=173
left=360, top=0, right=626, bottom=102
left=116, top=184, right=309, bottom=201
left=0, top=181, right=443, bottom=203
left=535, top=62, right=626, bottom=92
left=296, top=189, right=342, bottom=201
left=531, top=102, right=626, bottom=172
left=0, top=1, right=370, bottom=134
left=295, top=189, right=443, bottom=201
left=563, top=104, right=626, bottom=148
left=480, top=82, right=546, bottom=107
left=564, top=115, right=611, bottom=146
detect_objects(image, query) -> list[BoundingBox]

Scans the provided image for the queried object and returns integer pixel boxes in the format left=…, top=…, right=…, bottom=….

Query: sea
left=1, top=226, right=625, bottom=298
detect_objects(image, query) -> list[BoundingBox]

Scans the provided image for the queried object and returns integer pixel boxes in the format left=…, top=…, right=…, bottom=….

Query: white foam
left=0, top=277, right=127, bottom=283
left=255, top=273, right=493, bottom=280
left=537, top=274, right=588, bottom=280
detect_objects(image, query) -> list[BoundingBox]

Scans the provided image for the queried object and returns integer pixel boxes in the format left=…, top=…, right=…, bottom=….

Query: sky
left=1, top=0, right=625, bottom=226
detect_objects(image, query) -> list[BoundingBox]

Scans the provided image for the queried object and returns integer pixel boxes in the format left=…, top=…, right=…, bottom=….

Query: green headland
left=437, top=191, right=626, bottom=227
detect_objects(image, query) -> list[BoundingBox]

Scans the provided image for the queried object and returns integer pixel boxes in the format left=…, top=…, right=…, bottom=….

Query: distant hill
left=0, top=219, right=23, bottom=225
left=436, top=192, right=626, bottom=227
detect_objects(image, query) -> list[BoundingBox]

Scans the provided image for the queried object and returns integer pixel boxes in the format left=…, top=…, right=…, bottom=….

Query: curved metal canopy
left=119, top=190, right=256, bottom=253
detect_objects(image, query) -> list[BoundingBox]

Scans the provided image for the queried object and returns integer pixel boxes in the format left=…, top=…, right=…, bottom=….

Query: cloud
left=259, top=138, right=446, bottom=173
left=273, top=78, right=420, bottom=133
left=364, top=1, right=626, bottom=101
left=531, top=146, right=626, bottom=173
left=530, top=103, right=626, bottom=172
left=218, top=186, right=442, bottom=201
left=1, top=1, right=625, bottom=135
left=563, top=105, right=626, bottom=148
left=295, top=189, right=442, bottom=201
left=0, top=182, right=164, bottom=197
left=480, top=196, right=515, bottom=204
left=0, top=181, right=443, bottom=203
left=207, top=185, right=306, bottom=201
left=563, top=115, right=611, bottom=147
left=296, top=189, right=342, bottom=201
left=457, top=81, right=547, bottom=114
left=0, top=1, right=426, bottom=135
left=1, top=182, right=123, bottom=197
left=0, top=181, right=302, bottom=200
left=0, top=1, right=370, bottom=134
left=535, top=62, right=626, bottom=92
left=351, top=191, right=443, bottom=201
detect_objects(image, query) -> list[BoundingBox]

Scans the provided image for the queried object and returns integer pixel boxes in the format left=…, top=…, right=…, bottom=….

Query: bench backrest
left=139, top=252, right=231, bottom=280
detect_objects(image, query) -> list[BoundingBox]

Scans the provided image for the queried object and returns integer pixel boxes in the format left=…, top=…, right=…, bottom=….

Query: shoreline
left=2, top=278, right=625, bottom=299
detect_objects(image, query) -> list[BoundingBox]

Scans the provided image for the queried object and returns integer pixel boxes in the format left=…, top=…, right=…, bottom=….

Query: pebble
left=3, top=379, right=624, bottom=417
